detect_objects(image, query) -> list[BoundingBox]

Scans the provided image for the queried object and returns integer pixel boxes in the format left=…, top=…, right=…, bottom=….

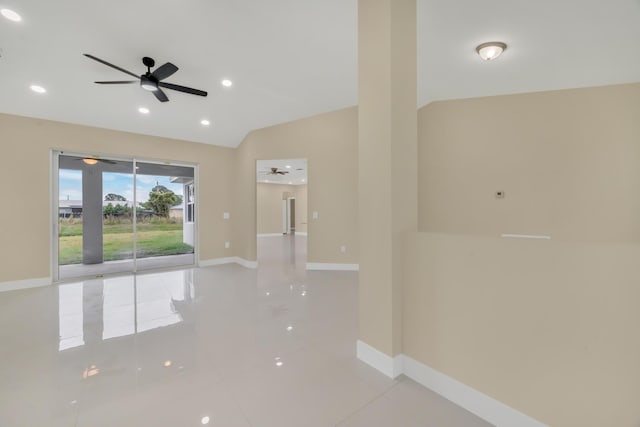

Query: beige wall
left=403, top=233, right=640, bottom=427
left=233, top=107, right=358, bottom=264
left=418, top=83, right=640, bottom=242
left=256, top=183, right=308, bottom=235
left=295, top=184, right=308, bottom=233
left=0, top=113, right=234, bottom=284
left=405, top=83, right=640, bottom=426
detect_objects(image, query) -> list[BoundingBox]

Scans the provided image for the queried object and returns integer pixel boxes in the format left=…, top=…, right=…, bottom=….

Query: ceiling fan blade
left=95, top=80, right=138, bottom=84
left=152, top=63, right=179, bottom=81
left=83, top=54, right=139, bottom=79
left=159, top=82, right=207, bottom=97
left=98, top=159, right=117, bottom=164
left=153, top=88, right=169, bottom=102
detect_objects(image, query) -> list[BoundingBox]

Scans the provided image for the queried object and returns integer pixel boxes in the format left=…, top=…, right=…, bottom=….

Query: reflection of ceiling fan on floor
left=259, top=167, right=290, bottom=175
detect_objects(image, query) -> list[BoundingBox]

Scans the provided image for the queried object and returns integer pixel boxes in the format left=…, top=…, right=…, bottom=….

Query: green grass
left=58, top=218, right=193, bottom=265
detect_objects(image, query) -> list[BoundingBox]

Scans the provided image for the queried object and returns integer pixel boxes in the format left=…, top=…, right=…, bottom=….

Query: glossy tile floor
left=0, top=235, right=492, bottom=427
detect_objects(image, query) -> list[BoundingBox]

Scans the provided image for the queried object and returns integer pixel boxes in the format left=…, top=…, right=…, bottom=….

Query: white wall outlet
left=495, top=191, right=505, bottom=199
left=223, top=212, right=230, bottom=219
left=224, top=241, right=230, bottom=249
left=340, top=245, right=347, bottom=253
left=312, top=211, right=319, bottom=220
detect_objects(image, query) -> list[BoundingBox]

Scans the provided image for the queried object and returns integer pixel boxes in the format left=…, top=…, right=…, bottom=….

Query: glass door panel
left=57, top=154, right=135, bottom=280
left=134, top=161, right=195, bottom=272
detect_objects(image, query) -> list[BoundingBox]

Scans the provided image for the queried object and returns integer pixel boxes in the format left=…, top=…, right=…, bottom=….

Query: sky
left=59, top=170, right=184, bottom=204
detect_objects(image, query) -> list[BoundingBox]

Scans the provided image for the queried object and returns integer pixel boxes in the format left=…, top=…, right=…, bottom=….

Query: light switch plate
left=224, top=241, right=230, bottom=249
left=313, top=211, right=319, bottom=220
left=223, top=212, right=230, bottom=219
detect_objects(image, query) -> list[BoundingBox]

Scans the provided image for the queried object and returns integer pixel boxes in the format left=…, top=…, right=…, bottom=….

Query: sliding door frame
left=51, top=149, right=199, bottom=283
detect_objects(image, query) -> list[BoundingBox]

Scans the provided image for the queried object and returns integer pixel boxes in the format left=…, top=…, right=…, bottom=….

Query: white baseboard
left=306, top=263, right=359, bottom=271
left=295, top=232, right=308, bottom=236
left=199, top=257, right=258, bottom=269
left=235, top=257, right=258, bottom=269
left=402, top=355, right=547, bottom=427
left=0, top=277, right=51, bottom=292
left=356, top=340, right=403, bottom=378
left=257, top=233, right=285, bottom=237
left=355, top=340, right=547, bottom=427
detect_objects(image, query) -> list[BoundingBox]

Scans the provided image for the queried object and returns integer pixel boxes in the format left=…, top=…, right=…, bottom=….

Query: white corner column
left=357, top=0, right=417, bottom=376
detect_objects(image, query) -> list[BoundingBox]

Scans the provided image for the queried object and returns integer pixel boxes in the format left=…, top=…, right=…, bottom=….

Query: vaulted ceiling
left=1, top=0, right=638, bottom=147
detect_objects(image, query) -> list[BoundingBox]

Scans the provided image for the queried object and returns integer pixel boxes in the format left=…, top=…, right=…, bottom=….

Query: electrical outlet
left=495, top=191, right=505, bottom=199
left=313, top=211, right=319, bottom=220
left=223, top=212, right=230, bottom=219
left=340, top=245, right=347, bottom=253
left=224, top=241, right=230, bottom=249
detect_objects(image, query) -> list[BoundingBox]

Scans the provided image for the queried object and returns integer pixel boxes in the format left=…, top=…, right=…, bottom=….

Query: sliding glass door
left=55, top=152, right=196, bottom=281
left=134, top=161, right=195, bottom=272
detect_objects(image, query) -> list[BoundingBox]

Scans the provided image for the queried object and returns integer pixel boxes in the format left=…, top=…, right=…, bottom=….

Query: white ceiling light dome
left=476, top=41, right=507, bottom=61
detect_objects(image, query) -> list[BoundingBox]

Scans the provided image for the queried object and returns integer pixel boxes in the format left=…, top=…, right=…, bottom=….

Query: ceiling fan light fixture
left=140, top=76, right=158, bottom=91
left=476, top=41, right=507, bottom=61
left=82, top=158, right=99, bottom=165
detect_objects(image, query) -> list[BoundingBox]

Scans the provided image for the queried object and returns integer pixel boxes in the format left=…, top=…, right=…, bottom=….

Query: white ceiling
left=257, top=159, right=307, bottom=185
left=1, top=0, right=639, bottom=148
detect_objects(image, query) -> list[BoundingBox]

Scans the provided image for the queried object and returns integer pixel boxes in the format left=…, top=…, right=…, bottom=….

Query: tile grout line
left=333, top=381, right=402, bottom=426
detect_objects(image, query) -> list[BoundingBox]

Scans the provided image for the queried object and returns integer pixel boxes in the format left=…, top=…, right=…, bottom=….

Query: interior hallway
left=0, top=235, right=490, bottom=426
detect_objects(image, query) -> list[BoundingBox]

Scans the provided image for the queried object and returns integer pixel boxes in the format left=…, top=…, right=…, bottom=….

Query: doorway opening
left=256, top=159, right=307, bottom=268
left=53, top=151, right=197, bottom=281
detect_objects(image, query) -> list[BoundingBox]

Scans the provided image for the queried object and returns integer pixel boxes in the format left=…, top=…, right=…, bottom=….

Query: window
left=186, top=183, right=195, bottom=223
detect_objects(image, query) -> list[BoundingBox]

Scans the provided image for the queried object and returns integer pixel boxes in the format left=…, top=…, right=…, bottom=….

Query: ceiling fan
left=259, top=167, right=290, bottom=175
left=83, top=54, right=208, bottom=103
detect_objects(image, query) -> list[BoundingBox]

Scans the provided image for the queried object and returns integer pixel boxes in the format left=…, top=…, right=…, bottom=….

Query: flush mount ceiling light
left=476, top=41, right=507, bottom=61
left=138, top=107, right=150, bottom=114
left=30, top=84, right=46, bottom=94
left=221, top=79, right=233, bottom=87
left=1, top=8, right=21, bottom=22
left=200, top=119, right=210, bottom=126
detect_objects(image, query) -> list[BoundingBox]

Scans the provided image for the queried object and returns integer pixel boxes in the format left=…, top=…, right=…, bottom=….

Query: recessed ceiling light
left=138, top=107, right=150, bottom=114
left=201, top=416, right=210, bottom=425
left=30, top=85, right=46, bottom=94
left=163, top=360, right=172, bottom=367
left=285, top=165, right=291, bottom=169
left=221, top=79, right=233, bottom=87
left=1, top=8, right=22, bottom=22
left=200, top=119, right=210, bottom=126
left=476, top=41, right=507, bottom=61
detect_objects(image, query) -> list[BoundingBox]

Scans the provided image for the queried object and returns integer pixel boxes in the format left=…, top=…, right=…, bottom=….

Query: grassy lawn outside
left=58, top=218, right=193, bottom=265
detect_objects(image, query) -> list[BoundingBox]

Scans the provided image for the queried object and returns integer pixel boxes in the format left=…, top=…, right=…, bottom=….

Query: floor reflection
left=58, top=270, right=194, bottom=351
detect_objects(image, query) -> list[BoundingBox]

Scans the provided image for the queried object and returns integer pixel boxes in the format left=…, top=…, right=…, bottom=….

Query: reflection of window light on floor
left=58, top=273, right=190, bottom=351
left=102, top=277, right=135, bottom=340
left=59, top=283, right=85, bottom=351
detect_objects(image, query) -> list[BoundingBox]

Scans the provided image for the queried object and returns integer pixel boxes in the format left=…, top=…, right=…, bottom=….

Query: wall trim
left=295, top=232, right=308, bottom=236
left=0, top=277, right=51, bottom=292
left=199, top=257, right=258, bottom=269
left=306, top=263, right=359, bottom=271
left=355, top=341, right=547, bottom=427
left=402, top=355, right=547, bottom=427
left=257, top=233, right=285, bottom=237
left=356, top=340, right=403, bottom=378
